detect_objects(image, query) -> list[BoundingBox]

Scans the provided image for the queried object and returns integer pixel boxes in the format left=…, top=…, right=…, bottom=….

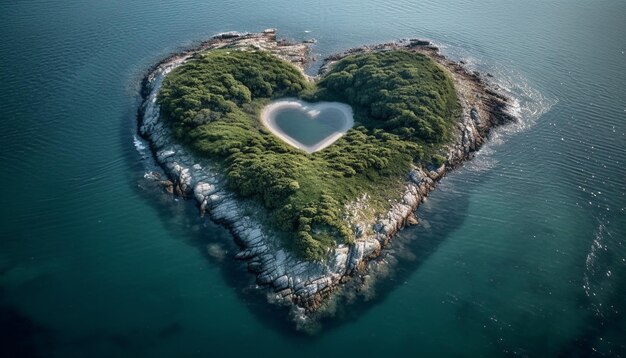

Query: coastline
left=137, top=30, right=515, bottom=330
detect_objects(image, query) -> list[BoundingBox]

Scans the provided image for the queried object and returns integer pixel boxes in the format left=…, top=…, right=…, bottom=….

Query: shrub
left=158, top=48, right=459, bottom=261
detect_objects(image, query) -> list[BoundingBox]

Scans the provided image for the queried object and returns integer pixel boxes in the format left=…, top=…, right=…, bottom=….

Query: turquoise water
left=273, top=107, right=347, bottom=147
left=1, top=0, right=624, bottom=356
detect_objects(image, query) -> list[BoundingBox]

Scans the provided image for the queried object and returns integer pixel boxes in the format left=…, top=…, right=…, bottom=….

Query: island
left=138, top=29, right=514, bottom=329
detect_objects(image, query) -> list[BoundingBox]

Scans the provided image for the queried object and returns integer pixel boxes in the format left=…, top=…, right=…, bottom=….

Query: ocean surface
left=1, top=0, right=624, bottom=356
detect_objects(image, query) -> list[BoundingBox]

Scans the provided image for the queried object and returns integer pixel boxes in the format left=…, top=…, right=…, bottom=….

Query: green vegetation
left=159, top=48, right=460, bottom=260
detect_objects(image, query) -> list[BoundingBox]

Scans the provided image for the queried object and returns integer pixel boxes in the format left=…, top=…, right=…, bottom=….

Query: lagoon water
left=273, top=107, right=345, bottom=147
left=263, top=99, right=353, bottom=151
left=1, top=0, right=624, bottom=356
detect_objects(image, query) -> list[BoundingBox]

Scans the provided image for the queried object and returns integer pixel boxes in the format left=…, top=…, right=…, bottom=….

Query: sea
left=1, top=0, right=624, bottom=356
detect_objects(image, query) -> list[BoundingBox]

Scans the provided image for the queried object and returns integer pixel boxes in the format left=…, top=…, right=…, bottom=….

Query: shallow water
left=269, top=102, right=351, bottom=148
left=1, top=0, right=625, bottom=356
left=275, top=108, right=338, bottom=146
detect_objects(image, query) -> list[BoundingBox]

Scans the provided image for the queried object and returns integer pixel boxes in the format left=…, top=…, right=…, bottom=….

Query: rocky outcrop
left=137, top=30, right=514, bottom=329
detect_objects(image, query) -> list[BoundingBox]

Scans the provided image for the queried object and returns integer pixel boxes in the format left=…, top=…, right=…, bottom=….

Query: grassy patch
left=158, top=48, right=460, bottom=260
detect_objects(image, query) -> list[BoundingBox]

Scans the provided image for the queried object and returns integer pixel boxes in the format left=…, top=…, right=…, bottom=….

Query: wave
left=431, top=43, right=557, bottom=173
left=133, top=134, right=147, bottom=152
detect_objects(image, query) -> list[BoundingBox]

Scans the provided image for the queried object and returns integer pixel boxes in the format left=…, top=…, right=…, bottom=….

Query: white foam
left=435, top=44, right=557, bottom=174
left=133, top=134, right=147, bottom=151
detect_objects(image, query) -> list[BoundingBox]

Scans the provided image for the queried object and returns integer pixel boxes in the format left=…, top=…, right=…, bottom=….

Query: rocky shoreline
left=137, top=30, right=515, bottom=329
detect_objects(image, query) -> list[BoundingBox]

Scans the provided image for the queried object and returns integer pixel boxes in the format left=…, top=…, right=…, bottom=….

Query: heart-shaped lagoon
left=261, top=99, right=354, bottom=153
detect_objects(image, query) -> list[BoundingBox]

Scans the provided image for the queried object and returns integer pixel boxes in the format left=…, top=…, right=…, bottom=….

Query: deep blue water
left=1, top=0, right=624, bottom=356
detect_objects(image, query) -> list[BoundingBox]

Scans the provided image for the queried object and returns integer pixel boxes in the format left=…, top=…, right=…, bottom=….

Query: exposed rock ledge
left=137, top=29, right=515, bottom=329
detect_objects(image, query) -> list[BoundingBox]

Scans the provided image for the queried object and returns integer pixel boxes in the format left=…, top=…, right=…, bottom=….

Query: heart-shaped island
left=261, top=99, right=354, bottom=153
left=140, top=30, right=514, bottom=328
